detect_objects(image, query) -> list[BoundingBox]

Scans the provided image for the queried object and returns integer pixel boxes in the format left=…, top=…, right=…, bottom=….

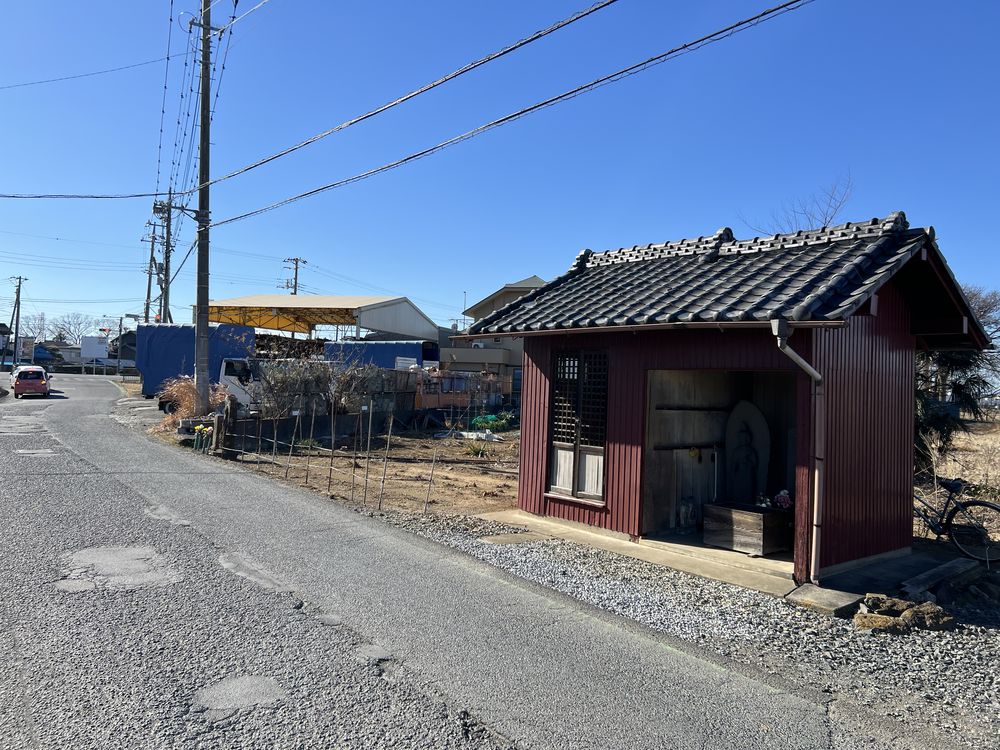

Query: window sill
left=545, top=492, right=607, bottom=509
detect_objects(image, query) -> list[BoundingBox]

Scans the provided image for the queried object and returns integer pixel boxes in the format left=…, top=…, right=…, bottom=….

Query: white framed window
left=549, top=351, right=608, bottom=501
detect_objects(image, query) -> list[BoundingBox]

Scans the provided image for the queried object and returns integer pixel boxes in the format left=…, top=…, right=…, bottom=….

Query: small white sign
left=81, top=336, right=108, bottom=359
left=394, top=356, right=418, bottom=370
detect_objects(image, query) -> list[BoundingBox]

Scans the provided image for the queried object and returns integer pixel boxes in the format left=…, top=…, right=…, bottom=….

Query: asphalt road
left=0, top=375, right=950, bottom=749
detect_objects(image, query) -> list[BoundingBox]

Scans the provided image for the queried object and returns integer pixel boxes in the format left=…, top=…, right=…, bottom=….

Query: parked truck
left=135, top=323, right=256, bottom=412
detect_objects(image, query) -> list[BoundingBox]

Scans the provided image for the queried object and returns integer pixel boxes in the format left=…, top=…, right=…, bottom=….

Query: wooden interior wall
left=643, top=372, right=733, bottom=534
left=812, top=280, right=915, bottom=569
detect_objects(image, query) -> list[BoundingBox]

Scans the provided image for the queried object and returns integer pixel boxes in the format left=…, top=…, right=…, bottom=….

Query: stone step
left=900, top=557, right=982, bottom=598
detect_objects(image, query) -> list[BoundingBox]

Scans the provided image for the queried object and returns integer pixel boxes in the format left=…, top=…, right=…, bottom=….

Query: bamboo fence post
left=327, top=399, right=338, bottom=496
left=285, top=392, right=303, bottom=480
left=255, top=414, right=263, bottom=470
left=377, top=412, right=394, bottom=511
left=349, top=411, right=360, bottom=502
left=362, top=399, right=374, bottom=506
left=271, top=416, right=279, bottom=468
left=304, top=401, right=317, bottom=484
left=423, top=446, right=439, bottom=513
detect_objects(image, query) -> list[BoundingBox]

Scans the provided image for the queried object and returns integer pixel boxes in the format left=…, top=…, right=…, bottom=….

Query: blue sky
left=1, top=0, right=998, bottom=332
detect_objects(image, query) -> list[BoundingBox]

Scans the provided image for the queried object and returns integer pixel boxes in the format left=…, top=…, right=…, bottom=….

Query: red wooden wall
left=520, top=329, right=809, bottom=538
left=812, top=281, right=915, bottom=569
left=519, top=284, right=916, bottom=575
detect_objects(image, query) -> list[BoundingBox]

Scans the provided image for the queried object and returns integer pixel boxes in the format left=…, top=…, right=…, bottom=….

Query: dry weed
left=155, top=376, right=228, bottom=431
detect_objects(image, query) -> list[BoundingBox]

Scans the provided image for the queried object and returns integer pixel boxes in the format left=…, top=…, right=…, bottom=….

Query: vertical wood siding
left=519, top=338, right=551, bottom=517
left=812, top=281, right=915, bottom=569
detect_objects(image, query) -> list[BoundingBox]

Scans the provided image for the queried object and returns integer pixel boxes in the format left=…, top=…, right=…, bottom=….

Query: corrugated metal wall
left=519, top=285, right=916, bottom=574
left=520, top=330, right=810, bottom=538
left=813, top=281, right=915, bottom=569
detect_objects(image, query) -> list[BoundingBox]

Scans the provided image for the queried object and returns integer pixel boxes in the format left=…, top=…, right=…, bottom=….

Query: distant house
left=38, top=340, right=82, bottom=365
left=467, top=212, right=989, bottom=584
left=109, top=330, right=137, bottom=361
left=0, top=323, right=11, bottom=360
left=441, top=275, right=547, bottom=403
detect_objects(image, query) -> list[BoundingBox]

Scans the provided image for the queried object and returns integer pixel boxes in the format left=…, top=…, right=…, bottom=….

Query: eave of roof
left=467, top=212, right=989, bottom=351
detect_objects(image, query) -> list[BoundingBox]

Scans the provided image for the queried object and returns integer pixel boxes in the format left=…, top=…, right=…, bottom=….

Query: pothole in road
left=56, top=546, right=183, bottom=591
left=143, top=504, right=191, bottom=526
left=54, top=579, right=97, bottom=592
left=218, top=552, right=292, bottom=593
left=192, top=676, right=287, bottom=722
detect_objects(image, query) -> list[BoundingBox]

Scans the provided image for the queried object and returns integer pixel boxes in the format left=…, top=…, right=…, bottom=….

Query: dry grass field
left=935, top=419, right=1000, bottom=496
left=225, top=430, right=519, bottom=517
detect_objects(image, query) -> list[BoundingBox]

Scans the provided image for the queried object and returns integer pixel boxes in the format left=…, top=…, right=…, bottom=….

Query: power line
left=154, top=0, right=177, bottom=193
left=213, top=0, right=813, bottom=228
left=0, top=227, right=277, bottom=257
left=0, top=55, right=179, bottom=92
left=195, top=0, right=621, bottom=192
left=0, top=0, right=619, bottom=200
left=305, top=264, right=462, bottom=313
left=209, top=2, right=237, bottom=121
left=217, top=0, right=273, bottom=33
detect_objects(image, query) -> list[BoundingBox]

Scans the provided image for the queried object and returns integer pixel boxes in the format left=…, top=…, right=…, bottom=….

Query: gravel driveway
left=379, top=512, right=1000, bottom=750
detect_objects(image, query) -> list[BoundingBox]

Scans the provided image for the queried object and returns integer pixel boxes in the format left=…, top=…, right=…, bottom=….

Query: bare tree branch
left=739, top=173, right=854, bottom=235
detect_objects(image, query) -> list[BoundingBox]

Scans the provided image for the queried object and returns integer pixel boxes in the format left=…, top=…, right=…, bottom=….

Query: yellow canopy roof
left=208, top=294, right=439, bottom=339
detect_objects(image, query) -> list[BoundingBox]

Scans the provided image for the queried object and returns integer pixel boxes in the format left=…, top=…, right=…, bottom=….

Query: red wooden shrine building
left=467, top=213, right=988, bottom=584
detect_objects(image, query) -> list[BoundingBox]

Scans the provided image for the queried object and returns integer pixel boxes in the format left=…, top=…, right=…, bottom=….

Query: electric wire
left=154, top=0, right=176, bottom=193
left=194, top=0, right=621, bottom=192
left=217, top=0, right=271, bottom=33
left=305, top=264, right=461, bottom=313
left=0, top=0, right=620, bottom=199
left=212, top=0, right=813, bottom=228
left=0, top=56, right=175, bottom=92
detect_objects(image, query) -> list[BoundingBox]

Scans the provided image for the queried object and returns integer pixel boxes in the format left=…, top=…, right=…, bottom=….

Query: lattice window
left=549, top=350, right=608, bottom=500
left=578, top=352, right=608, bottom=447
left=551, top=354, right=578, bottom=444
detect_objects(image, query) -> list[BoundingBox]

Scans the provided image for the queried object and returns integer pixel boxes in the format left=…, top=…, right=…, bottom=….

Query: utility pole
left=10, top=276, right=25, bottom=368
left=193, top=0, right=213, bottom=413
left=152, top=196, right=174, bottom=324
left=144, top=223, right=159, bottom=323
left=162, top=193, right=173, bottom=323
left=282, top=257, right=307, bottom=295
left=116, top=316, right=123, bottom=374
left=280, top=257, right=307, bottom=339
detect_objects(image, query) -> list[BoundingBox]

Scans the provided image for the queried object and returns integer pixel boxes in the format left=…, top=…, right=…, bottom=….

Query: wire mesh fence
left=218, top=403, right=518, bottom=514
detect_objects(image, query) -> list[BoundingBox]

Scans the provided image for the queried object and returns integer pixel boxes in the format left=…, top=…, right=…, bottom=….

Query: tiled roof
left=470, top=212, right=935, bottom=334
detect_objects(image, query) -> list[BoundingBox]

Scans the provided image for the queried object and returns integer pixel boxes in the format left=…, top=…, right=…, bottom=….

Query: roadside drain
left=55, top=546, right=182, bottom=591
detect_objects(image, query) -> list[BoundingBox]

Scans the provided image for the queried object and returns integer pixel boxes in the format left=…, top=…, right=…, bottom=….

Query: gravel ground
left=371, top=510, right=1000, bottom=750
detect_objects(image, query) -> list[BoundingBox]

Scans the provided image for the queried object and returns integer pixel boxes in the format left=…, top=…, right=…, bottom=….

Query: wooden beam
left=912, top=316, right=968, bottom=336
